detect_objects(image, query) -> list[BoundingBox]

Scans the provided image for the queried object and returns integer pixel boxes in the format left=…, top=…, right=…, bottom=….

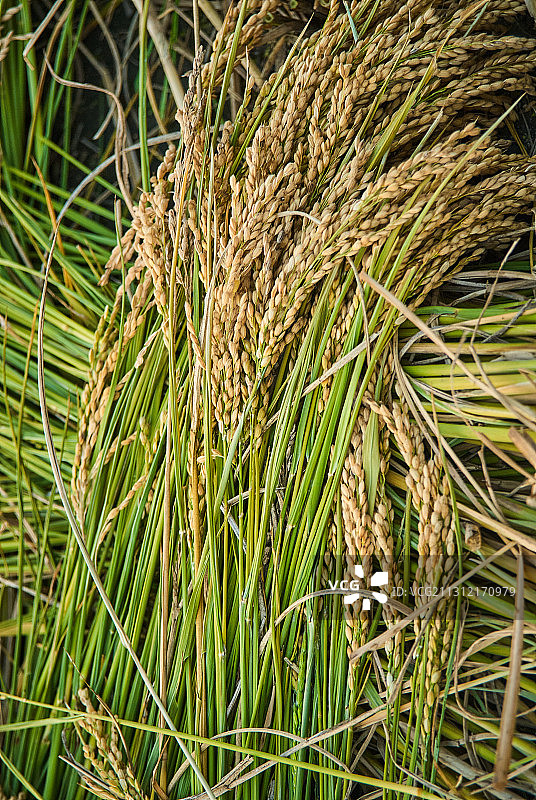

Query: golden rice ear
left=526, top=0, right=536, bottom=18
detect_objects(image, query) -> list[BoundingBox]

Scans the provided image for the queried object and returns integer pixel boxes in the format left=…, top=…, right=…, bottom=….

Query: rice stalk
left=2, top=2, right=536, bottom=800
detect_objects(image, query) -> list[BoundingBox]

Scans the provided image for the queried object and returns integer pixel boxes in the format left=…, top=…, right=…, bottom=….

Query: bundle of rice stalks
left=2, top=2, right=536, bottom=800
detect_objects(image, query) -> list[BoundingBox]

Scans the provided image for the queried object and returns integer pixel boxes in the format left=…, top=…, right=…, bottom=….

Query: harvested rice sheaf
left=72, top=0, right=536, bottom=794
